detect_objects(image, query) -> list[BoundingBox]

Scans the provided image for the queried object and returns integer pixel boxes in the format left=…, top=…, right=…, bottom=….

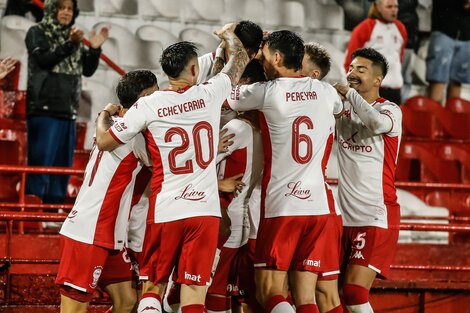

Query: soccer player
left=226, top=30, right=343, bottom=313
left=56, top=70, right=158, bottom=313
left=334, top=48, right=402, bottom=313
left=206, top=59, right=265, bottom=313
left=303, top=42, right=344, bottom=313
left=94, top=23, right=249, bottom=313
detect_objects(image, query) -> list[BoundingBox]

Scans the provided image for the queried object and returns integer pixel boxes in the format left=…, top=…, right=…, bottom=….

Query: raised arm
left=214, top=23, right=250, bottom=86
left=334, top=84, right=393, bottom=135
left=95, top=103, right=123, bottom=151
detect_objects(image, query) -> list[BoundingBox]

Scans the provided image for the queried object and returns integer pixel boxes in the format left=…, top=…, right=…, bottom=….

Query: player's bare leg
left=289, top=270, right=319, bottom=312
left=104, top=281, right=137, bottom=313
left=342, top=265, right=376, bottom=313
left=138, top=281, right=166, bottom=313
left=428, top=82, right=446, bottom=103
left=316, top=279, right=342, bottom=313
left=255, top=269, right=292, bottom=313
left=180, top=284, right=208, bottom=312
left=60, top=294, right=88, bottom=313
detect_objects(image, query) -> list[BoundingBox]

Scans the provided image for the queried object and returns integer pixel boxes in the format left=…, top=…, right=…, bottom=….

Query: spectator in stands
left=0, top=58, right=16, bottom=80
left=24, top=0, right=108, bottom=205
left=397, top=0, right=419, bottom=101
left=426, top=0, right=470, bottom=103
left=344, top=0, right=407, bottom=105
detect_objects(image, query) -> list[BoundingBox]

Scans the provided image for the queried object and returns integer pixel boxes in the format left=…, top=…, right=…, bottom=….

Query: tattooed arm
left=211, top=43, right=226, bottom=77
left=215, top=23, right=249, bottom=86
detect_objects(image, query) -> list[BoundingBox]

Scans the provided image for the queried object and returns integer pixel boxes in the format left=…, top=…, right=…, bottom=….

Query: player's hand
left=218, top=173, right=245, bottom=196
left=333, top=82, right=350, bottom=101
left=0, top=57, right=16, bottom=80
left=214, top=22, right=236, bottom=40
left=89, top=27, right=109, bottom=49
left=102, top=103, right=122, bottom=116
left=218, top=128, right=235, bottom=153
left=69, top=27, right=84, bottom=44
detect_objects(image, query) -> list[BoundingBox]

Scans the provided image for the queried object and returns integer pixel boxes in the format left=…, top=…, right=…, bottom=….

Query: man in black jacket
left=25, top=0, right=108, bottom=206
left=426, top=0, right=470, bottom=103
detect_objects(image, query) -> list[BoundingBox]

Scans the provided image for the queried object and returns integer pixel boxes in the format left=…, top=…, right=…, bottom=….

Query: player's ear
left=374, top=74, right=383, bottom=87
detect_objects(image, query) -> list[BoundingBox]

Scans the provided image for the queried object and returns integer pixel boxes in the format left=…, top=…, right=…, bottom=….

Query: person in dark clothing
left=397, top=0, right=419, bottom=101
left=4, top=0, right=44, bottom=22
left=25, top=0, right=108, bottom=205
left=426, top=0, right=470, bottom=103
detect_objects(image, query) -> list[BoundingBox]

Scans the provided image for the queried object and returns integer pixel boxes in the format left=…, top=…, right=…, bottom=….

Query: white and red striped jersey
left=336, top=97, right=402, bottom=229
left=109, top=73, right=232, bottom=223
left=60, top=117, right=151, bottom=250
left=227, top=77, right=343, bottom=218
left=217, top=118, right=263, bottom=248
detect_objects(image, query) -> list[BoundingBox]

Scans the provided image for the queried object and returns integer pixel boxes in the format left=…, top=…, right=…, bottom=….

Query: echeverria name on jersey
left=157, top=98, right=206, bottom=118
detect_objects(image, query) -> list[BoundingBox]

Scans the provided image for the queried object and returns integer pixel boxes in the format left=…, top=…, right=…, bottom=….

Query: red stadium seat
left=402, top=96, right=448, bottom=139
left=444, top=97, right=470, bottom=140
left=75, top=122, right=88, bottom=150
left=437, top=144, right=470, bottom=184
left=396, top=142, right=441, bottom=182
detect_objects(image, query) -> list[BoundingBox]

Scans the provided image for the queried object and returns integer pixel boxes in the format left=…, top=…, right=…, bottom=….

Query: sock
left=138, top=293, right=162, bottom=313
left=265, top=295, right=295, bottom=313
left=181, top=304, right=205, bottom=313
left=326, top=305, right=344, bottom=313
left=342, top=284, right=369, bottom=305
left=342, top=284, right=373, bottom=313
left=297, top=304, right=319, bottom=313
left=206, top=294, right=231, bottom=312
left=346, top=303, right=373, bottom=313
left=164, top=282, right=181, bottom=312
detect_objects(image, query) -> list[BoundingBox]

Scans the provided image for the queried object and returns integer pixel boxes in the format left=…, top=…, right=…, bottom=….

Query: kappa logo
left=344, top=109, right=351, bottom=118
left=351, top=250, right=365, bottom=260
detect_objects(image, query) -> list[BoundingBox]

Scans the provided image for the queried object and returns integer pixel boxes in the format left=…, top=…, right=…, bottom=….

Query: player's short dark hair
left=116, top=70, right=158, bottom=108
left=160, top=41, right=198, bottom=78
left=264, top=30, right=304, bottom=71
left=235, top=20, right=263, bottom=54
left=352, top=47, right=389, bottom=78
left=304, top=42, right=331, bottom=79
left=241, top=59, right=266, bottom=83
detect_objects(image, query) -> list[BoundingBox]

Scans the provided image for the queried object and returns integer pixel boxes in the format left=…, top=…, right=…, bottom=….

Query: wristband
left=216, top=47, right=225, bottom=61
left=99, top=110, right=112, bottom=117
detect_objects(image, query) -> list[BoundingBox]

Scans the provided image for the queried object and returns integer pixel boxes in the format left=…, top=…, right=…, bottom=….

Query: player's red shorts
left=317, top=214, right=343, bottom=280
left=99, top=247, right=134, bottom=288
left=207, top=245, right=240, bottom=296
left=56, top=235, right=110, bottom=302
left=341, top=225, right=399, bottom=279
left=254, top=215, right=330, bottom=272
left=140, top=216, right=219, bottom=286
left=237, top=239, right=256, bottom=302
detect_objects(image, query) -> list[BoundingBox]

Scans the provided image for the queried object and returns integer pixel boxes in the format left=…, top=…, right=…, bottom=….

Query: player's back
left=128, top=74, right=231, bottom=223
left=260, top=77, right=339, bottom=217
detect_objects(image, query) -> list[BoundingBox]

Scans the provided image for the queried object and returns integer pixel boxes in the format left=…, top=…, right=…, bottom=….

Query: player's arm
left=96, top=103, right=123, bottom=151
left=211, top=42, right=226, bottom=77
left=214, top=23, right=250, bottom=86
left=334, top=84, right=393, bottom=134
